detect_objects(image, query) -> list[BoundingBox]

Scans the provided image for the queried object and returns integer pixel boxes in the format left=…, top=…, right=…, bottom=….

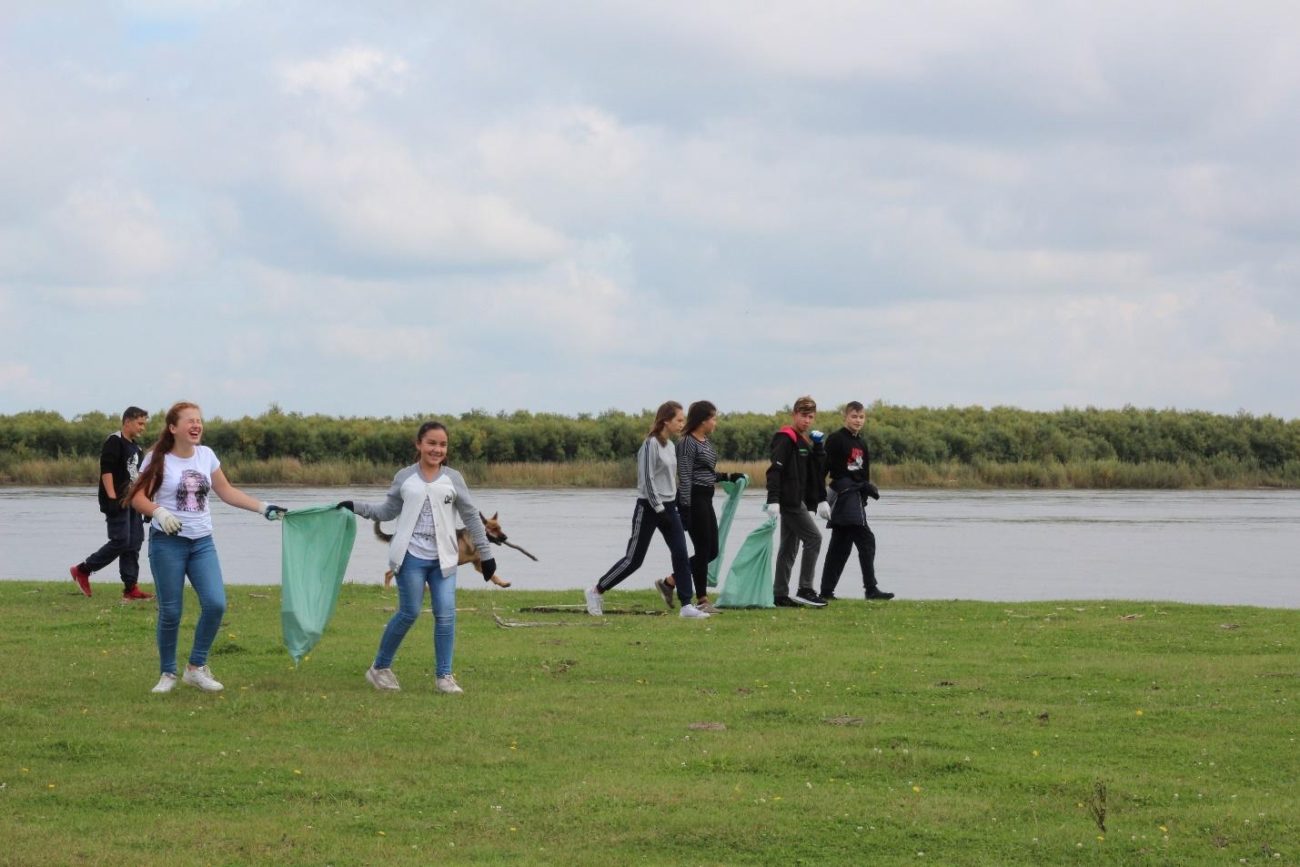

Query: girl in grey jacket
left=585, top=401, right=708, bottom=619
left=338, top=421, right=495, bottom=694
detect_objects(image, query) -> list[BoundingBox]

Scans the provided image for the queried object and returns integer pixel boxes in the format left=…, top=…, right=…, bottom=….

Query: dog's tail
left=373, top=520, right=393, bottom=542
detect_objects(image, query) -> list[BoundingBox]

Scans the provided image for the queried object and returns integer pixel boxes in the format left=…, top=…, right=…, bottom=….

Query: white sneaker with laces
left=680, top=603, right=711, bottom=619
left=585, top=586, right=604, bottom=616
left=181, top=665, right=224, bottom=692
left=435, top=675, right=464, bottom=694
left=366, top=666, right=401, bottom=691
left=151, top=673, right=178, bottom=694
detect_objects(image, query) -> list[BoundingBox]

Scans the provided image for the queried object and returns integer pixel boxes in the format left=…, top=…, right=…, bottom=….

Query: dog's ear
left=492, top=511, right=499, bottom=520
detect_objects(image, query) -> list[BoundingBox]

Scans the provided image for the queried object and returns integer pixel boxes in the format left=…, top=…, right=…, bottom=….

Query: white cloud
left=279, top=45, right=409, bottom=109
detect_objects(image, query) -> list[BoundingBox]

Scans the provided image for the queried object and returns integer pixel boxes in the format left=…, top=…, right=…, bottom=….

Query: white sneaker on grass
left=366, top=666, right=401, bottom=691
left=151, top=673, right=178, bottom=694
left=680, top=603, right=710, bottom=619
left=181, top=665, right=224, bottom=692
left=585, top=586, right=604, bottom=616
left=436, top=675, right=464, bottom=694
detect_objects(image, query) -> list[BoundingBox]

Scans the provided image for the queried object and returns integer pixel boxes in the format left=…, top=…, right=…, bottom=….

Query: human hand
left=866, top=482, right=880, bottom=501
left=810, top=430, right=825, bottom=444
left=261, top=503, right=286, bottom=521
left=764, top=502, right=781, bottom=519
left=480, top=557, right=497, bottom=583
left=816, top=501, right=831, bottom=520
left=153, top=506, right=182, bottom=535
left=729, top=472, right=748, bottom=483
left=336, top=500, right=355, bottom=512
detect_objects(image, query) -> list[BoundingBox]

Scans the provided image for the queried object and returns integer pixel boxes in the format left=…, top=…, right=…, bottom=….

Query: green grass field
left=1, top=582, right=1295, bottom=865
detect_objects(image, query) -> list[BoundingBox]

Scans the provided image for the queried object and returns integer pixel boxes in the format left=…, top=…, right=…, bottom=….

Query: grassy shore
left=1, top=581, right=1296, bottom=865
left=4, top=456, right=1298, bottom=488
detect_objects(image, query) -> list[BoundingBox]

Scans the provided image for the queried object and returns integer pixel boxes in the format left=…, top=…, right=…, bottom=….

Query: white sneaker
left=585, top=586, right=604, bottom=616
left=436, top=674, right=464, bottom=694
left=151, top=673, right=178, bottom=694
left=366, top=666, right=401, bottom=691
left=181, top=665, right=224, bottom=692
left=680, top=603, right=711, bottom=619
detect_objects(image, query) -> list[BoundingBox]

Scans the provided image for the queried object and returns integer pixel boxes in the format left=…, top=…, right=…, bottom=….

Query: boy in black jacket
left=765, top=396, right=830, bottom=607
left=69, top=406, right=152, bottom=600
left=819, top=401, right=894, bottom=601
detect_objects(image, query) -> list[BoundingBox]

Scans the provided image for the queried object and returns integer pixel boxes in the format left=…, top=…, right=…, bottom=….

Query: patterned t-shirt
left=140, top=446, right=221, bottom=539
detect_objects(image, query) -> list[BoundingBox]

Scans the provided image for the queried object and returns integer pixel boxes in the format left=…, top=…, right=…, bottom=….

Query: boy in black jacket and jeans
left=819, top=401, right=894, bottom=601
left=765, top=396, right=830, bottom=607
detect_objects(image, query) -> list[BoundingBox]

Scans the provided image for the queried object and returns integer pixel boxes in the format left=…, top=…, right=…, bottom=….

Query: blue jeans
left=148, top=531, right=226, bottom=675
left=374, top=554, right=457, bottom=677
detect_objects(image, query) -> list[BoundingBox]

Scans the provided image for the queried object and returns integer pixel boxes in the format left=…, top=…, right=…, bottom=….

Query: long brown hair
left=127, top=401, right=200, bottom=504
left=683, top=400, right=717, bottom=438
left=647, top=401, right=683, bottom=445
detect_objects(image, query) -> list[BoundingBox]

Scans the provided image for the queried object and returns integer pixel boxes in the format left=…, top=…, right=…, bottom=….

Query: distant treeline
left=3, top=404, right=1299, bottom=488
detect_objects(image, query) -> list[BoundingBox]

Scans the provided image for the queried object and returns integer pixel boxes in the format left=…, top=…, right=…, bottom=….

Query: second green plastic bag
left=281, top=505, right=357, bottom=663
left=706, top=475, right=749, bottom=588
left=716, top=506, right=776, bottom=609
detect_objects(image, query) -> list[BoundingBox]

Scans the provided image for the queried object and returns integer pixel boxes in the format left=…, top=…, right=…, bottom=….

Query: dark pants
left=597, top=499, right=693, bottom=605
left=820, top=523, right=877, bottom=596
left=775, top=507, right=822, bottom=597
left=683, top=485, right=719, bottom=600
left=83, top=508, right=144, bottom=588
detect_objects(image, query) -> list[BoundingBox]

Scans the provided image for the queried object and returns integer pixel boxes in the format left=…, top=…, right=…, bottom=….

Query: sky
left=2, top=1, right=1299, bottom=421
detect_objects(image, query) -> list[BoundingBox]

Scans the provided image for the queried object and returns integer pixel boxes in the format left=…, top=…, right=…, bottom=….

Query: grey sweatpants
left=774, top=506, right=822, bottom=598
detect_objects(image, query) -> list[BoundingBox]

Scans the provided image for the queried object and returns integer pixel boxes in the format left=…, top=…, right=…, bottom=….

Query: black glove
left=728, top=472, right=747, bottom=483
left=336, top=500, right=354, bottom=512
left=480, top=557, right=497, bottom=583
left=865, top=482, right=880, bottom=501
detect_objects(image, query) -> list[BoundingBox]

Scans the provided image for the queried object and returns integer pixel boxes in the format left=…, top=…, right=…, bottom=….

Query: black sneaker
left=820, top=591, right=838, bottom=602
left=866, top=588, right=895, bottom=600
left=774, top=595, right=799, bottom=608
left=793, top=589, right=828, bottom=608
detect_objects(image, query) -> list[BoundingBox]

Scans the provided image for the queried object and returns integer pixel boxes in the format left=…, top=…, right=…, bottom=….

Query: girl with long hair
left=129, top=402, right=284, bottom=694
left=585, top=401, right=708, bottom=619
left=337, top=421, right=496, bottom=694
left=655, top=400, right=745, bottom=614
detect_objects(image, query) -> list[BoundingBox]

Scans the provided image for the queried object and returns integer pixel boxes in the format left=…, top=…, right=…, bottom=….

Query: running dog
left=376, top=512, right=537, bottom=588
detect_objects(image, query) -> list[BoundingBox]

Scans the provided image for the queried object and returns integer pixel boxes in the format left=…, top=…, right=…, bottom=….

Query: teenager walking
left=129, top=402, right=285, bottom=694
left=338, top=421, right=496, bottom=694
left=765, top=396, right=830, bottom=608
left=655, top=400, right=745, bottom=614
left=70, top=406, right=152, bottom=600
left=586, top=401, right=707, bottom=619
left=819, top=401, right=894, bottom=601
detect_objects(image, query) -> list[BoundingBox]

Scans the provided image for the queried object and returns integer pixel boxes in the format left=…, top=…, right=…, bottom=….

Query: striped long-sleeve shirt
left=676, top=435, right=722, bottom=510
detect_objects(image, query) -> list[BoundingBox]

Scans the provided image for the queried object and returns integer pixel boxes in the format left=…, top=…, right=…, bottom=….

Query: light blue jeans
left=148, top=531, right=226, bottom=675
left=374, top=554, right=457, bottom=677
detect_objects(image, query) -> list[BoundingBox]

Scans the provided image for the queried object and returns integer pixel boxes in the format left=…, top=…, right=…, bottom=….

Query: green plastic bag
left=716, top=506, right=776, bottom=609
left=281, top=505, right=357, bottom=663
left=707, top=475, right=749, bottom=588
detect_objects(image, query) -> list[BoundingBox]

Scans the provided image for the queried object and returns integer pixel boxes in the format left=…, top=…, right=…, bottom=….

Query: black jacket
left=824, top=427, right=872, bottom=527
left=765, top=428, right=826, bottom=510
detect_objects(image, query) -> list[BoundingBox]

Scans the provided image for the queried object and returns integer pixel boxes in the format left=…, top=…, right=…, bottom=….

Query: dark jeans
left=683, top=486, right=719, bottom=600
left=597, top=498, right=693, bottom=605
left=820, top=524, right=877, bottom=596
left=83, top=508, right=144, bottom=587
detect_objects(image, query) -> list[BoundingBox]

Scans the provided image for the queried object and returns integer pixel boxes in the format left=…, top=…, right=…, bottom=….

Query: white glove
left=764, top=502, right=781, bottom=519
left=261, top=502, right=286, bottom=521
left=817, top=501, right=831, bottom=521
left=153, top=506, right=182, bottom=535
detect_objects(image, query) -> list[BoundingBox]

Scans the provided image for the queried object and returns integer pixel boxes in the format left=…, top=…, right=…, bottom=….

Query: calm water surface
left=1, top=487, right=1296, bottom=607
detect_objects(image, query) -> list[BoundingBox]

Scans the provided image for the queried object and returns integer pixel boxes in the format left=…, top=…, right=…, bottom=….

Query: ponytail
left=126, top=401, right=199, bottom=506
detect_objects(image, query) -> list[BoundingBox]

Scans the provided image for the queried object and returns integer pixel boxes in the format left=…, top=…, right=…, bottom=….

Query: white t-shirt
left=141, top=446, right=221, bottom=539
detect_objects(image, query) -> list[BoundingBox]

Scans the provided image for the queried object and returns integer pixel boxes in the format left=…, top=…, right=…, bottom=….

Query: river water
left=1, top=487, right=1295, bottom=608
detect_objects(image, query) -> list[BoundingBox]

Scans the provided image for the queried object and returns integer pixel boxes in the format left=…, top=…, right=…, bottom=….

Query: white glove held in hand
left=764, top=502, right=781, bottom=519
left=817, top=501, right=831, bottom=521
left=153, top=506, right=182, bottom=535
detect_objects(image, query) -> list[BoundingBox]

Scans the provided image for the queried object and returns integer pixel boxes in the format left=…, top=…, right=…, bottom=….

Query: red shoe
left=70, top=564, right=92, bottom=597
left=123, top=585, right=154, bottom=601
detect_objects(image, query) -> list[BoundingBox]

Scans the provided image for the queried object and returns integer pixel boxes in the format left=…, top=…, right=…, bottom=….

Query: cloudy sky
left=2, top=1, right=1298, bottom=420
